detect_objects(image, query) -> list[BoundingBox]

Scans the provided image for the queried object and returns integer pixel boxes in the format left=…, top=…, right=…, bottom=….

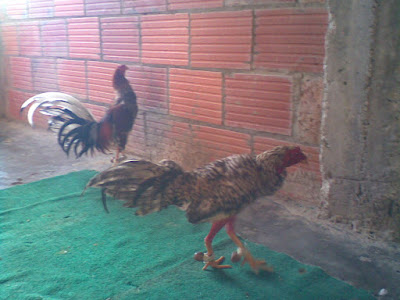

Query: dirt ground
left=1, top=118, right=399, bottom=299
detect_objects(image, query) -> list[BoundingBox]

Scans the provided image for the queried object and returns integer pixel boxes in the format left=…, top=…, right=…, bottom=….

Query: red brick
left=147, top=113, right=170, bottom=133
left=255, top=8, right=328, bottom=73
left=299, top=0, right=326, bottom=4
left=164, top=120, right=226, bottom=168
left=8, top=89, right=37, bottom=122
left=163, top=119, right=202, bottom=166
left=145, top=113, right=171, bottom=147
left=259, top=10, right=327, bottom=23
left=192, top=125, right=251, bottom=160
left=141, top=14, right=189, bottom=66
left=226, top=0, right=295, bottom=4
left=131, top=116, right=176, bottom=162
left=9, top=89, right=49, bottom=129
left=169, top=68, right=222, bottom=124
left=86, top=0, right=121, bottom=16
left=54, top=0, right=84, bottom=16
left=32, top=58, right=58, bottom=91
left=9, top=56, right=33, bottom=90
left=68, top=17, right=100, bottom=60
left=41, top=19, right=68, bottom=57
left=146, top=116, right=202, bottom=164
left=5, top=0, right=28, bottom=19
left=253, top=136, right=320, bottom=173
left=164, top=119, right=192, bottom=142
left=87, top=61, right=119, bottom=104
left=126, top=113, right=146, bottom=157
left=125, top=65, right=168, bottom=113
left=1, top=24, right=19, bottom=55
left=28, top=0, right=54, bottom=18
left=122, top=0, right=167, bottom=14
left=225, top=74, right=292, bottom=135
left=168, top=0, right=223, bottom=10
left=250, top=0, right=297, bottom=4
left=101, top=16, right=140, bottom=62
left=191, top=11, right=252, bottom=69
left=57, top=59, right=87, bottom=99
left=18, top=21, right=41, bottom=56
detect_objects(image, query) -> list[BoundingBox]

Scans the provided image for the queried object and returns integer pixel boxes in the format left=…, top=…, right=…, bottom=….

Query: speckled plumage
left=87, top=146, right=305, bottom=224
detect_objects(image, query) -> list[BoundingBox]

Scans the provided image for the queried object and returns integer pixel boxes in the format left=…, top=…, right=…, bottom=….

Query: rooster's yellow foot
left=110, top=154, right=127, bottom=164
left=240, top=250, right=273, bottom=274
left=203, top=255, right=232, bottom=270
left=194, top=252, right=232, bottom=270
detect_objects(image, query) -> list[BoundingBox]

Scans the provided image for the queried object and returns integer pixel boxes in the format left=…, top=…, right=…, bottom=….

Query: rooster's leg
left=225, top=217, right=273, bottom=274
left=111, top=148, right=120, bottom=165
left=115, top=148, right=120, bottom=162
left=202, top=219, right=232, bottom=270
left=111, top=148, right=127, bottom=165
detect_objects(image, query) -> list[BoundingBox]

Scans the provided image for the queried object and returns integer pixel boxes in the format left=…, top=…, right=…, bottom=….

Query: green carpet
left=0, top=171, right=373, bottom=300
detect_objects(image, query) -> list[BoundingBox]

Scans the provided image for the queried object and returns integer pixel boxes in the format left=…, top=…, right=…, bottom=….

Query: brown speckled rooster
left=87, top=145, right=307, bottom=273
left=20, top=65, right=138, bottom=163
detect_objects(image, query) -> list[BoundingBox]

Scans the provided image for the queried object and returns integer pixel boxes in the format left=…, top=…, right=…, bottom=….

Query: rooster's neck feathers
left=112, top=69, right=129, bottom=89
left=255, top=146, right=298, bottom=174
left=113, top=67, right=137, bottom=106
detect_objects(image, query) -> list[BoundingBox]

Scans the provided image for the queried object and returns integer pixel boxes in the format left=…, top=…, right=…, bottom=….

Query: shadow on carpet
left=0, top=171, right=374, bottom=299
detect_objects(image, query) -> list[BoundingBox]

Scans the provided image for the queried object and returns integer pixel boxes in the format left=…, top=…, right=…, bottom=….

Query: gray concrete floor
left=1, top=118, right=399, bottom=299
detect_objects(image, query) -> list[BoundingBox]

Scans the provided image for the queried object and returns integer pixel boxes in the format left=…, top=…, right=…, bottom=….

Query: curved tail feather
left=20, top=92, right=109, bottom=158
left=87, top=159, right=184, bottom=214
left=20, top=92, right=95, bottom=126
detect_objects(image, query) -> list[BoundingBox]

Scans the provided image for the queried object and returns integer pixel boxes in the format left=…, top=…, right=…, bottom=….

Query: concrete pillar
left=322, top=0, right=400, bottom=240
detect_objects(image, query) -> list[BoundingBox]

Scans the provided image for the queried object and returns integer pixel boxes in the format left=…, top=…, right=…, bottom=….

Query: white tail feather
left=21, top=92, right=95, bottom=127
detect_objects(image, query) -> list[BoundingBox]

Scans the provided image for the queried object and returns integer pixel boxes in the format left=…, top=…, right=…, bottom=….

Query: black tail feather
left=55, top=109, right=102, bottom=158
left=62, top=126, right=84, bottom=156
left=102, top=188, right=110, bottom=213
left=74, top=138, right=85, bottom=158
left=87, top=159, right=185, bottom=216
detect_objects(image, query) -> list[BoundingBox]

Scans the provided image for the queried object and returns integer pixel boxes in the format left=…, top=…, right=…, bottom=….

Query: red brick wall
left=1, top=0, right=327, bottom=204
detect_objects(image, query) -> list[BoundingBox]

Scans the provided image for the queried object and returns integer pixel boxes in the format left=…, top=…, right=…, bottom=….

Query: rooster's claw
left=241, top=255, right=273, bottom=274
left=203, top=256, right=232, bottom=270
left=194, top=252, right=232, bottom=270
